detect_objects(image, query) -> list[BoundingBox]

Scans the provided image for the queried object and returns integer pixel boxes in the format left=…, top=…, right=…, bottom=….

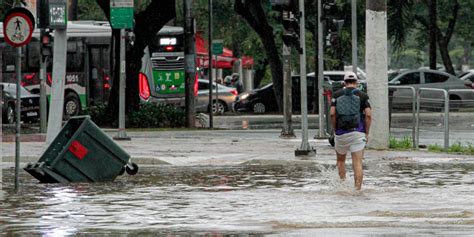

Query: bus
left=1, top=21, right=112, bottom=119
left=139, top=25, right=189, bottom=105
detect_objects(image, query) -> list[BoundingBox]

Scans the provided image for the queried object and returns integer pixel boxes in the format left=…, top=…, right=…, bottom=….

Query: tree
left=95, top=0, right=176, bottom=115
left=234, top=0, right=283, bottom=111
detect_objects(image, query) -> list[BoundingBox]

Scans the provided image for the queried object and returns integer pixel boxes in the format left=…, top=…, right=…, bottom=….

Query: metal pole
left=208, top=0, right=213, bottom=128
left=15, top=47, right=22, bottom=192
left=40, top=54, right=48, bottom=133
left=295, top=0, right=315, bottom=156
left=443, top=90, right=449, bottom=150
left=415, top=90, right=420, bottom=150
left=317, top=0, right=326, bottom=138
left=281, top=43, right=295, bottom=138
left=351, top=0, right=358, bottom=73
left=114, top=29, right=131, bottom=140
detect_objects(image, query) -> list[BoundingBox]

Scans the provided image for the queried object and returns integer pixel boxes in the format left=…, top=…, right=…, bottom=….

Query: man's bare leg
left=351, top=150, right=364, bottom=190
left=336, top=152, right=347, bottom=180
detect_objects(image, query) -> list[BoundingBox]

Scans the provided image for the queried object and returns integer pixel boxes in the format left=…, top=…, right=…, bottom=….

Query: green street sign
left=110, top=0, right=134, bottom=29
left=212, top=40, right=224, bottom=55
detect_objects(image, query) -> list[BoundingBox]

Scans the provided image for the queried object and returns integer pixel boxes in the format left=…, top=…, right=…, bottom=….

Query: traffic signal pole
left=316, top=0, right=326, bottom=139
left=295, top=0, right=316, bottom=156
left=113, top=29, right=131, bottom=141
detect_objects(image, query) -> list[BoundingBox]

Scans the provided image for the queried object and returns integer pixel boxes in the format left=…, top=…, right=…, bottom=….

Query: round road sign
left=3, top=11, right=34, bottom=47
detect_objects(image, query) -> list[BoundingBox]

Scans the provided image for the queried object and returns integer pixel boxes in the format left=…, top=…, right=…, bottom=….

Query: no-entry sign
left=3, top=8, right=35, bottom=47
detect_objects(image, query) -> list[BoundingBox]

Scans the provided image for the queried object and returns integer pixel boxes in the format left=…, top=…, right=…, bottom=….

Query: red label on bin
left=69, top=140, right=89, bottom=160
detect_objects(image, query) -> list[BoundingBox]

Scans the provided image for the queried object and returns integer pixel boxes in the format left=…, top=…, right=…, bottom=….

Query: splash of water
left=316, top=164, right=358, bottom=195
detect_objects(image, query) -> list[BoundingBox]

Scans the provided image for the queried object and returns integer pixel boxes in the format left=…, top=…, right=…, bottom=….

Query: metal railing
left=389, top=86, right=416, bottom=148
left=416, top=88, right=449, bottom=150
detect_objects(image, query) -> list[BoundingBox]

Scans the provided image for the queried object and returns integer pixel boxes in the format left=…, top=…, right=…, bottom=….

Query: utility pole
left=208, top=0, right=213, bottom=128
left=316, top=0, right=326, bottom=139
left=184, top=0, right=196, bottom=128
left=280, top=43, right=295, bottom=138
left=295, top=0, right=316, bottom=156
left=352, top=0, right=358, bottom=73
left=366, top=0, right=389, bottom=149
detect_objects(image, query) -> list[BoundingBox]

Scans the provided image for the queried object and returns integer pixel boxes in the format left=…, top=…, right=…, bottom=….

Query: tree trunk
left=253, top=59, right=268, bottom=88
left=435, top=1, right=459, bottom=75
left=68, top=0, right=78, bottom=20
left=366, top=0, right=389, bottom=149
left=427, top=0, right=437, bottom=69
left=234, top=0, right=283, bottom=112
left=97, top=0, right=176, bottom=116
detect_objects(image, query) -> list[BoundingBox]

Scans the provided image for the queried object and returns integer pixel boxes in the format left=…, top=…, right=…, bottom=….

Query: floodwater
left=1, top=161, right=474, bottom=236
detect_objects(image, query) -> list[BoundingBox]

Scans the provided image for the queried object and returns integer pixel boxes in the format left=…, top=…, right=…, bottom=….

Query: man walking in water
left=330, top=71, right=372, bottom=190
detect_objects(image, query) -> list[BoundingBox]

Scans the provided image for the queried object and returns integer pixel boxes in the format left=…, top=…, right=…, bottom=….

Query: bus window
left=67, top=41, right=84, bottom=72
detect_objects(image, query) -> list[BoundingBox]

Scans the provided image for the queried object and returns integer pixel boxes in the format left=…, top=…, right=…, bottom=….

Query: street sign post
left=3, top=7, right=35, bottom=192
left=212, top=40, right=223, bottom=55
left=111, top=0, right=133, bottom=141
left=110, top=0, right=134, bottom=29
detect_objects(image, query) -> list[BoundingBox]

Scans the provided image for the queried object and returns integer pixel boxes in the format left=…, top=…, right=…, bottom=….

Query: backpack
left=336, top=88, right=361, bottom=130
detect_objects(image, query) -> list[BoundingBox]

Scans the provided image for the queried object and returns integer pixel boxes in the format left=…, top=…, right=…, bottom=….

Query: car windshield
left=2, top=84, right=32, bottom=95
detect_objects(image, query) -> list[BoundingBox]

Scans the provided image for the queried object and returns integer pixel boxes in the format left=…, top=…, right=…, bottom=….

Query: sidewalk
left=2, top=129, right=472, bottom=167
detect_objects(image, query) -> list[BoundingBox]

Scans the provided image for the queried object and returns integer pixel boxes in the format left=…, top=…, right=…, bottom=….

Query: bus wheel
left=64, top=93, right=81, bottom=120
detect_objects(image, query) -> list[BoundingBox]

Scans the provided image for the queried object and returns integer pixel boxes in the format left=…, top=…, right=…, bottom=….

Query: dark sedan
left=1, top=83, right=40, bottom=124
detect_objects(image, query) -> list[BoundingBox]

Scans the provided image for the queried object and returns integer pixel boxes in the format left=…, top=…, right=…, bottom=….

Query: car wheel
left=212, top=100, right=226, bottom=115
left=6, top=105, right=15, bottom=124
left=64, top=93, right=81, bottom=120
left=252, top=102, right=266, bottom=114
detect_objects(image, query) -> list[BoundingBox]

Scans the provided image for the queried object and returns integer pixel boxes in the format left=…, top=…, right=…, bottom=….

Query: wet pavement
left=1, top=129, right=474, bottom=236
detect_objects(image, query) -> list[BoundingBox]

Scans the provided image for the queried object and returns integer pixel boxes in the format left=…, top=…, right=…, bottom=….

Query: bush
left=127, top=103, right=185, bottom=128
left=82, top=103, right=116, bottom=127
left=389, top=137, right=413, bottom=150
left=83, top=103, right=186, bottom=128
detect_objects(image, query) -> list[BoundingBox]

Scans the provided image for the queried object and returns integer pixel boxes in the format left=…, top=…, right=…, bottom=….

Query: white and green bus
left=1, top=21, right=112, bottom=118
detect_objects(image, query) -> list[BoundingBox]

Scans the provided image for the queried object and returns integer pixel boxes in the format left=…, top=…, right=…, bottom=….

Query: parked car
left=388, top=69, right=474, bottom=110
left=233, top=71, right=367, bottom=114
left=195, top=79, right=238, bottom=114
left=459, top=69, right=474, bottom=83
left=1, top=83, right=40, bottom=124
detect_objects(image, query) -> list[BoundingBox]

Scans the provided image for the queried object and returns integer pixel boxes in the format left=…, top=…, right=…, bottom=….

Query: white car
left=459, top=69, right=474, bottom=84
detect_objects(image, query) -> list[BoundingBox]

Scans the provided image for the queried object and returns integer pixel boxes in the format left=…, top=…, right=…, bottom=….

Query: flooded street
left=1, top=160, right=474, bottom=236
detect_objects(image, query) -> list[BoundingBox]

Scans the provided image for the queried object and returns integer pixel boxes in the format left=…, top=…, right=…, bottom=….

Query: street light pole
left=208, top=0, right=213, bottom=128
left=316, top=0, right=326, bottom=139
left=295, top=0, right=316, bottom=157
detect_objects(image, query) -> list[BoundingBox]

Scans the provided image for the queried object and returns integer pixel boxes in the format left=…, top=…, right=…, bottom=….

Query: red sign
left=69, top=140, right=89, bottom=160
left=3, top=8, right=35, bottom=48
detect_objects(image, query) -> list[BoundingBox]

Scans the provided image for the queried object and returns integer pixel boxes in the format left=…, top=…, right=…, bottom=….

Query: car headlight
left=240, top=93, right=250, bottom=100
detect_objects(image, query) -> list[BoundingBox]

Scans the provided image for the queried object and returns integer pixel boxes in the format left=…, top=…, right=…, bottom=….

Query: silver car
left=195, top=79, right=238, bottom=114
left=389, top=69, right=474, bottom=110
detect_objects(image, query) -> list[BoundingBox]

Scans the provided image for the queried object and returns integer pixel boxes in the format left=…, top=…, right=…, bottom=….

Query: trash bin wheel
left=126, top=162, right=139, bottom=175
left=118, top=166, right=125, bottom=176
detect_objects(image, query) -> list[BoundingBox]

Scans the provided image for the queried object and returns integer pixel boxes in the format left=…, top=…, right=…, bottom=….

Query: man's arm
left=364, top=107, right=372, bottom=138
left=330, top=106, right=337, bottom=133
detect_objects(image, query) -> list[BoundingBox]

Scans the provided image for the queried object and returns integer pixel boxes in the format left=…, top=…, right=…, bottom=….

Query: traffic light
left=40, top=29, right=52, bottom=57
left=271, top=0, right=301, bottom=53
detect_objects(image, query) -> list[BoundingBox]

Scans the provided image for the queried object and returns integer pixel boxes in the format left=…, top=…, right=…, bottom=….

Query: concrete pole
left=15, top=47, right=22, bottom=192
left=184, top=0, right=196, bottom=128
left=40, top=54, right=48, bottom=133
left=208, top=0, right=213, bottom=128
left=46, top=29, right=68, bottom=144
left=280, top=44, right=295, bottom=138
left=316, top=0, right=326, bottom=139
left=366, top=0, right=389, bottom=149
left=114, top=29, right=131, bottom=140
left=352, top=0, right=358, bottom=73
left=295, top=0, right=316, bottom=156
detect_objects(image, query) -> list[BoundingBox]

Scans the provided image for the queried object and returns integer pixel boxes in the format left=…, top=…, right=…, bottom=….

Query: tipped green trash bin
left=24, top=116, right=138, bottom=183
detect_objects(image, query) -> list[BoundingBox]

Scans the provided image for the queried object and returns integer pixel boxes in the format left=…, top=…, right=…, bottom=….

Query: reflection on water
left=1, top=161, right=474, bottom=236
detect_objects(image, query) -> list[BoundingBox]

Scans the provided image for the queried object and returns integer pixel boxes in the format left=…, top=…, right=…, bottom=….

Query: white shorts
left=334, top=132, right=367, bottom=155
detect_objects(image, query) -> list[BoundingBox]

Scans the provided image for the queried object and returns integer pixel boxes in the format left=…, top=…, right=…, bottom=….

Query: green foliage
left=127, top=103, right=185, bottom=128
left=389, top=137, right=413, bottom=150
left=83, top=103, right=185, bottom=128
left=428, top=142, right=474, bottom=155
left=77, top=0, right=107, bottom=20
